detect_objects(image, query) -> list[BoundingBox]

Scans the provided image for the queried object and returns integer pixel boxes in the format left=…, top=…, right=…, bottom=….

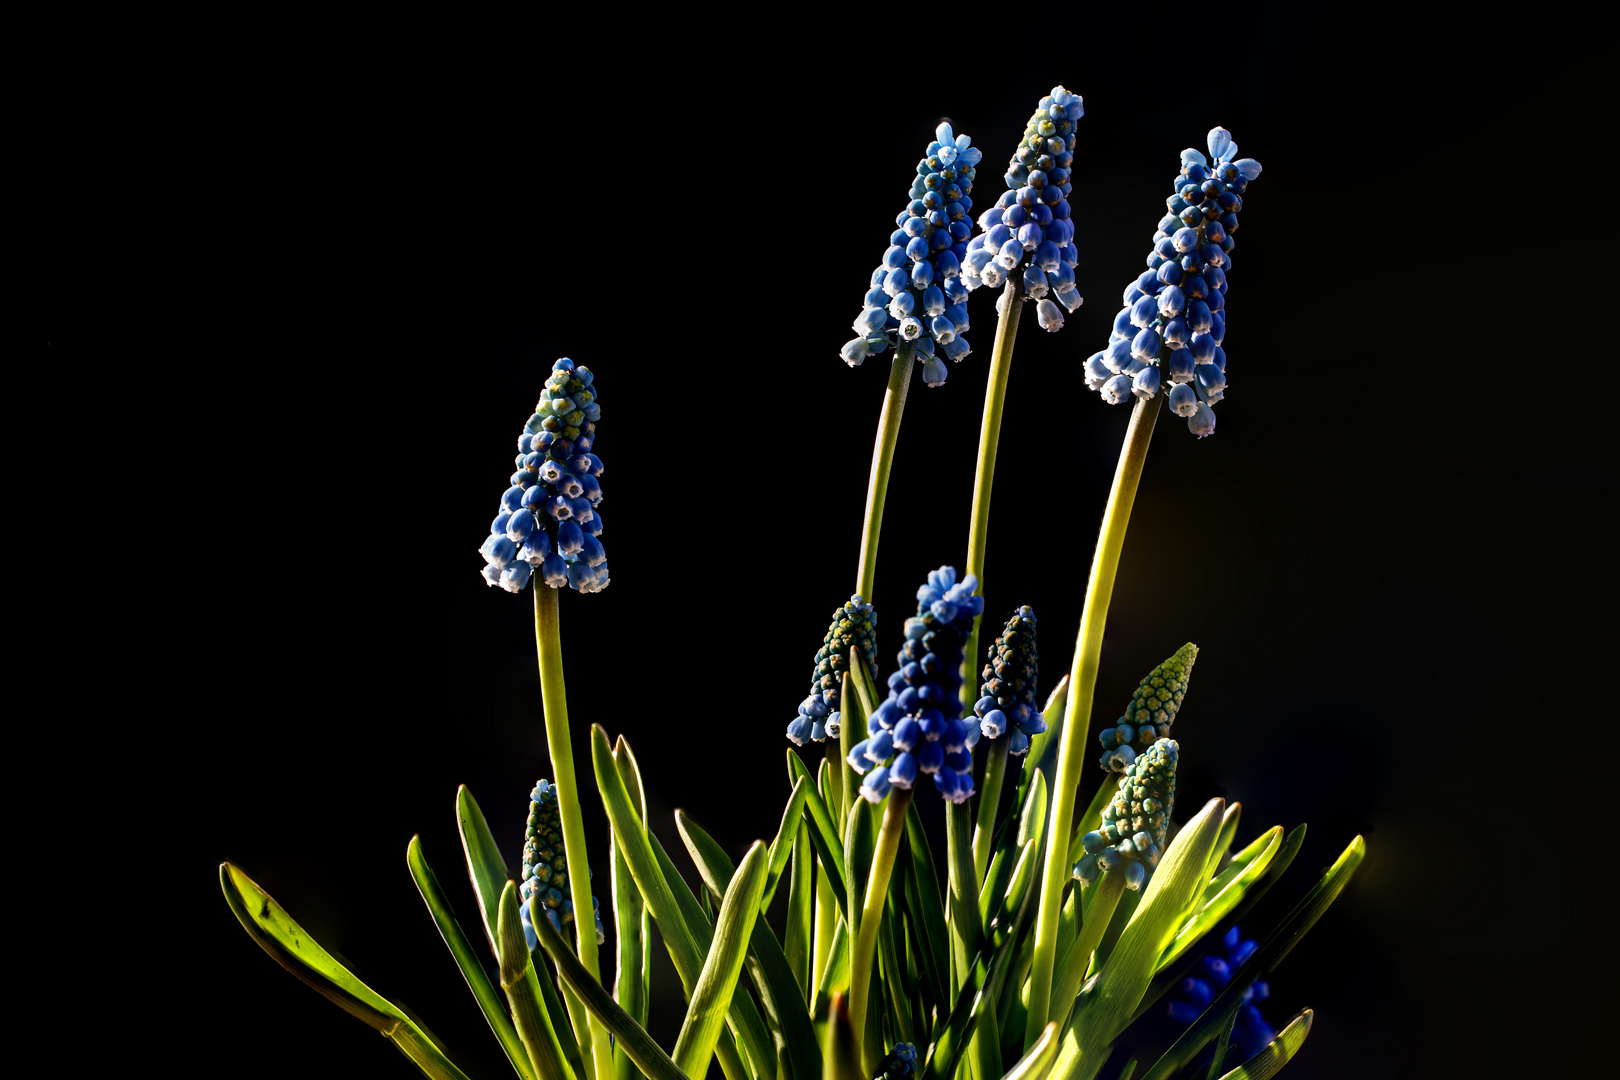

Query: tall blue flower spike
left=519, top=780, right=605, bottom=950
left=973, top=606, right=1045, bottom=754
left=1168, top=925, right=1276, bottom=1062
left=478, top=358, right=609, bottom=594
left=1082, top=127, right=1262, bottom=437
left=848, top=566, right=984, bottom=804
left=961, top=87, right=1085, bottom=329
left=1097, top=642, right=1197, bottom=773
left=1074, top=737, right=1178, bottom=892
left=842, top=123, right=984, bottom=387
left=788, top=596, right=880, bottom=746
left=873, top=1042, right=918, bottom=1080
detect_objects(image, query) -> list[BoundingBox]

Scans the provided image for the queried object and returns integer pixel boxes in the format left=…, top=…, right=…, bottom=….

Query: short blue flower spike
left=1074, top=737, right=1177, bottom=892
left=1167, top=924, right=1276, bottom=1063
left=788, top=595, right=881, bottom=746
left=478, top=359, right=610, bottom=593
left=873, top=1042, right=919, bottom=1080
left=520, top=779, right=605, bottom=949
left=851, top=566, right=984, bottom=804
left=843, top=123, right=983, bottom=386
left=974, top=606, right=1044, bottom=753
left=963, top=87, right=1085, bottom=322
left=1083, top=127, right=1262, bottom=436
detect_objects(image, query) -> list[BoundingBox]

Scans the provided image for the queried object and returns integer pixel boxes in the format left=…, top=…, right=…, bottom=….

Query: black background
left=42, top=11, right=1614, bottom=1079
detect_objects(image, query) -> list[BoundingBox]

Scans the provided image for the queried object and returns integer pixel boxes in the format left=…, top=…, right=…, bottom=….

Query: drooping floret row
left=1075, top=736, right=1179, bottom=892
left=974, top=605, right=1046, bottom=755
left=1098, top=642, right=1197, bottom=772
left=849, top=567, right=984, bottom=805
left=787, top=595, right=880, bottom=746
left=1082, top=128, right=1262, bottom=438
left=962, top=87, right=1085, bottom=333
left=478, top=358, right=609, bottom=594
left=843, top=123, right=984, bottom=388
left=519, top=780, right=605, bottom=949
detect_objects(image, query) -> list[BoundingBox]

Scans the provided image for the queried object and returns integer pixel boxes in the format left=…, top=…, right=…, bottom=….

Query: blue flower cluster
left=974, top=606, right=1046, bottom=755
left=478, top=358, right=609, bottom=594
left=787, top=596, right=880, bottom=746
left=848, top=567, right=984, bottom=804
left=873, top=1043, right=918, bottom=1080
left=843, top=123, right=984, bottom=388
left=1082, top=128, right=1262, bottom=437
left=961, top=87, right=1085, bottom=332
left=1097, top=642, right=1197, bottom=773
left=1075, top=737, right=1178, bottom=892
left=1167, top=925, right=1275, bottom=1063
left=519, top=780, right=605, bottom=949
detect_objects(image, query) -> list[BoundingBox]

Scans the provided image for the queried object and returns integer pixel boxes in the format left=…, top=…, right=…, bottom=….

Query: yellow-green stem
left=1023, top=391, right=1163, bottom=1046
left=855, top=339, right=915, bottom=603
left=963, top=280, right=1023, bottom=889
left=535, top=585, right=615, bottom=1080
left=848, top=788, right=912, bottom=1078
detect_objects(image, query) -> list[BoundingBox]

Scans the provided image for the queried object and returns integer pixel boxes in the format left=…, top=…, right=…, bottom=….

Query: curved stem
left=535, top=585, right=615, bottom=1080
left=1023, top=391, right=1164, bottom=1046
left=854, top=339, right=916, bottom=603
left=963, top=280, right=1023, bottom=888
left=848, top=788, right=912, bottom=1079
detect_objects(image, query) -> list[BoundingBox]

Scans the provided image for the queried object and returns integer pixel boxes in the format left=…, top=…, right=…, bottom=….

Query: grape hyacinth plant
left=221, top=92, right=1363, bottom=1080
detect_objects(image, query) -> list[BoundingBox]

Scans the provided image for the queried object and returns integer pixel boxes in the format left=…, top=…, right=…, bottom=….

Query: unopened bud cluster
left=974, top=606, right=1046, bottom=755
left=519, top=780, right=605, bottom=949
left=1098, top=642, right=1197, bottom=772
left=1075, top=737, right=1178, bottom=891
left=787, top=596, right=880, bottom=746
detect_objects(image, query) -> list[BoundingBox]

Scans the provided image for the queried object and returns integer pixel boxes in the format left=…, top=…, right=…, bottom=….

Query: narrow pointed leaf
left=848, top=644, right=880, bottom=723
left=674, top=842, right=770, bottom=1078
left=814, top=916, right=850, bottom=1012
left=1203, top=803, right=1242, bottom=890
left=903, top=801, right=950, bottom=996
left=763, top=776, right=811, bottom=909
left=789, top=750, right=849, bottom=913
left=678, top=812, right=824, bottom=1080
left=1002, top=1021, right=1059, bottom=1080
left=1214, top=1009, right=1312, bottom=1080
left=495, top=885, right=577, bottom=1080
left=531, top=889, right=689, bottom=1080
left=1158, top=827, right=1282, bottom=971
left=787, top=822, right=814, bottom=1004
left=457, top=785, right=512, bottom=960
left=406, top=837, right=539, bottom=1080
left=219, top=862, right=473, bottom=1080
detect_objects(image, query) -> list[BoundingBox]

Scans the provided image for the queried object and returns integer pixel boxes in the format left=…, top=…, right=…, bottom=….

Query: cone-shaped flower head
left=873, top=1043, right=918, bottom=1080
left=1074, top=737, right=1178, bottom=892
left=1097, top=642, right=1197, bottom=772
left=787, top=595, right=880, bottom=746
left=848, top=566, right=984, bottom=805
left=1082, top=127, right=1262, bottom=437
left=478, top=358, right=609, bottom=594
left=1168, top=924, right=1275, bottom=1063
left=961, top=87, right=1085, bottom=323
left=519, top=779, right=605, bottom=949
left=973, top=606, right=1045, bottom=754
left=842, top=123, right=983, bottom=386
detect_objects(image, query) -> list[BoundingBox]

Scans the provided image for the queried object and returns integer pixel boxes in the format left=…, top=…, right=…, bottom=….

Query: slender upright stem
left=534, top=585, right=615, bottom=1080
left=1023, top=392, right=1164, bottom=1045
left=854, top=339, right=916, bottom=603
left=848, top=788, right=913, bottom=1079
left=963, top=280, right=1023, bottom=889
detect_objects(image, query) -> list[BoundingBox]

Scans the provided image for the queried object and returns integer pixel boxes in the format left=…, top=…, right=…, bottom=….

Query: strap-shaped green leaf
left=902, top=801, right=949, bottom=999
left=673, top=842, right=770, bottom=1078
left=762, top=776, right=811, bottom=910
left=788, top=750, right=850, bottom=914
left=457, top=785, right=512, bottom=961
left=1142, top=837, right=1363, bottom=1080
left=1203, top=803, right=1243, bottom=889
left=1213, top=1009, right=1312, bottom=1080
left=219, top=862, right=472, bottom=1080
left=1003, top=1021, right=1060, bottom=1080
left=786, top=822, right=814, bottom=1005
left=677, top=812, right=824, bottom=1080
left=406, top=837, right=539, bottom=1080
left=530, top=888, right=689, bottom=1080
left=498, top=883, right=578, bottom=1080
left=813, top=916, right=850, bottom=1012
left=1158, top=827, right=1282, bottom=971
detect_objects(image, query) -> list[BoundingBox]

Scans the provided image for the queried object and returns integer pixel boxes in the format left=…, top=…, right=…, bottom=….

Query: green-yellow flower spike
left=1075, top=737, right=1179, bottom=891
left=1097, top=642, right=1197, bottom=772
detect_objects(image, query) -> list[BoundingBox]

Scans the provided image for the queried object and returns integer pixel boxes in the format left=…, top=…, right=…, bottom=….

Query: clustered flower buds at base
left=1168, top=925, right=1275, bottom=1062
left=974, top=606, right=1046, bottom=754
left=873, top=1042, right=918, bottom=1080
left=478, top=358, right=609, bottom=594
left=1075, top=736, right=1179, bottom=892
left=962, top=86, right=1085, bottom=329
left=1082, top=127, right=1262, bottom=437
left=519, top=780, right=605, bottom=949
left=843, top=124, right=984, bottom=386
left=1097, top=642, right=1197, bottom=772
left=848, top=567, right=984, bottom=804
left=787, top=595, right=880, bottom=746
